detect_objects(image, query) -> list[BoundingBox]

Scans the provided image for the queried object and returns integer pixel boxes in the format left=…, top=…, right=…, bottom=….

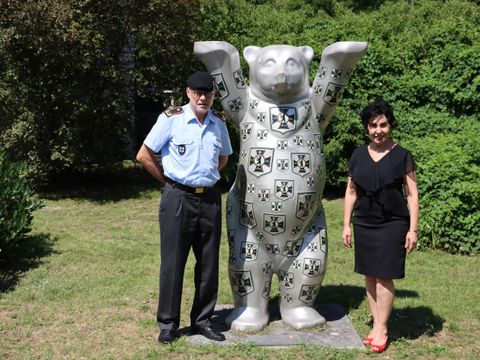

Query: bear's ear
left=298, top=46, right=314, bottom=64
left=243, top=46, right=261, bottom=66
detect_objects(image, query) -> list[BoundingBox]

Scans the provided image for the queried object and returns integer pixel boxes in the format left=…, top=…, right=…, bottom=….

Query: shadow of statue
left=0, top=233, right=56, bottom=293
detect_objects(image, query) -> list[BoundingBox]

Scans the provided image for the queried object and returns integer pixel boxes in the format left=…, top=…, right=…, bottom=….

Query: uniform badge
left=178, top=144, right=186, bottom=155
left=165, top=106, right=184, bottom=117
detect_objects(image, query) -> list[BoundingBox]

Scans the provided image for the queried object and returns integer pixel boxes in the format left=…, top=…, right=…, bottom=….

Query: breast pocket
left=171, top=138, right=195, bottom=156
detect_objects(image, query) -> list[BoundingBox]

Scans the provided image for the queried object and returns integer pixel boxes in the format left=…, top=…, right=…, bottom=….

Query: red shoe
left=370, top=337, right=388, bottom=353
left=363, top=336, right=373, bottom=345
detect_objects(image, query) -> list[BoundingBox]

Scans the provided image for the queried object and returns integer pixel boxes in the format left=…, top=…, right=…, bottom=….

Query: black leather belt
left=164, top=177, right=214, bottom=194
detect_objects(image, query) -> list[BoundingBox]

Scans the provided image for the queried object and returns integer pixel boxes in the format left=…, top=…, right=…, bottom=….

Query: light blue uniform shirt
left=144, top=104, right=233, bottom=187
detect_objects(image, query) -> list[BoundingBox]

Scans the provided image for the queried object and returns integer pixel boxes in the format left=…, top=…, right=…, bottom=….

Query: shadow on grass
left=318, top=284, right=443, bottom=339
left=38, top=165, right=234, bottom=203
left=390, top=306, right=444, bottom=340
left=38, top=165, right=161, bottom=203
left=0, top=233, right=56, bottom=293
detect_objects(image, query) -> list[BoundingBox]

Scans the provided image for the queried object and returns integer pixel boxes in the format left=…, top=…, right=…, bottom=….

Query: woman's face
left=367, top=114, right=392, bottom=147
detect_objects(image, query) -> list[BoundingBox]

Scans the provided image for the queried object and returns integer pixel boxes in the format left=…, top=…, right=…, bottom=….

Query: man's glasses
left=189, top=88, right=215, bottom=99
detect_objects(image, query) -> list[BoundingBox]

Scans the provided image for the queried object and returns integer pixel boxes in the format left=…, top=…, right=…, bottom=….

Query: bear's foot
left=280, top=306, right=326, bottom=330
left=225, top=306, right=269, bottom=332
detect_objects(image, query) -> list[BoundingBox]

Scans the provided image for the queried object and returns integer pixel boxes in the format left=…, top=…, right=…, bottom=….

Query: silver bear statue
left=194, top=41, right=367, bottom=331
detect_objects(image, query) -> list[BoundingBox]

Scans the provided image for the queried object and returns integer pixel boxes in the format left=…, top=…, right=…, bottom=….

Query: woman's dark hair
left=360, top=99, right=396, bottom=130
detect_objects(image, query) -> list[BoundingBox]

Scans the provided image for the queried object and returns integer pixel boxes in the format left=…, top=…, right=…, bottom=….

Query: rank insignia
left=291, top=153, right=311, bottom=176
left=276, top=159, right=289, bottom=171
left=323, top=82, right=344, bottom=106
left=303, top=258, right=322, bottom=277
left=291, top=226, right=301, bottom=236
left=228, top=97, right=243, bottom=112
left=299, top=284, right=320, bottom=304
left=296, top=192, right=316, bottom=219
left=330, top=68, right=342, bottom=79
left=240, top=122, right=253, bottom=142
left=257, top=112, right=266, bottom=123
left=279, top=270, right=294, bottom=289
left=248, top=148, right=274, bottom=177
left=249, top=99, right=259, bottom=110
left=240, top=242, right=259, bottom=261
left=212, top=72, right=228, bottom=100
left=262, top=261, right=272, bottom=277
left=263, top=214, right=286, bottom=235
left=275, top=179, right=294, bottom=200
left=292, top=259, right=302, bottom=270
left=256, top=231, right=265, bottom=241
left=230, top=270, right=254, bottom=296
left=256, top=129, right=268, bottom=140
left=165, top=106, right=184, bottom=117
left=307, top=240, right=319, bottom=253
left=317, top=66, right=327, bottom=79
left=257, top=188, right=270, bottom=203
left=277, top=140, right=288, bottom=150
left=265, top=243, right=281, bottom=255
left=313, top=83, right=324, bottom=96
left=271, top=201, right=282, bottom=213
left=270, top=107, right=296, bottom=133
left=233, top=69, right=246, bottom=88
left=315, top=113, right=326, bottom=125
left=240, top=201, right=256, bottom=228
left=282, top=239, right=303, bottom=257
left=293, top=135, right=303, bottom=146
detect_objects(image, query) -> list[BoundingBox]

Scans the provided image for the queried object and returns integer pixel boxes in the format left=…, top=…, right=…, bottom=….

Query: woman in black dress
left=342, top=100, right=419, bottom=353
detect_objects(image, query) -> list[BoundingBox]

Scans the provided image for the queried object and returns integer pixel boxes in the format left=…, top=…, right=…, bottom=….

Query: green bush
left=0, top=149, right=43, bottom=259
left=0, top=0, right=200, bottom=186
left=401, top=119, right=480, bottom=254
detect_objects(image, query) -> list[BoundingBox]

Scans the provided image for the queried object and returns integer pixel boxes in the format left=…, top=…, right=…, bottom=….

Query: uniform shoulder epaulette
left=165, top=106, right=184, bottom=118
left=211, top=109, right=226, bottom=122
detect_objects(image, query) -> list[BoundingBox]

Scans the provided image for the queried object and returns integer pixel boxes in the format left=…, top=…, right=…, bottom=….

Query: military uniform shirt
left=144, top=104, right=233, bottom=187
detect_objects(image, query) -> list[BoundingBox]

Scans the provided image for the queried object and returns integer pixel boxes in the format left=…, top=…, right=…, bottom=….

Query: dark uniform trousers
left=157, top=182, right=221, bottom=330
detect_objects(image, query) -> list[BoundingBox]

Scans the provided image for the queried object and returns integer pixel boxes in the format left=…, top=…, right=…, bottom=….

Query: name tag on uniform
left=178, top=144, right=186, bottom=155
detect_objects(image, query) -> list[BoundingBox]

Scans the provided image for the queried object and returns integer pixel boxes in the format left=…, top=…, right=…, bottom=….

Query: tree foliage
left=0, top=0, right=199, bottom=185
left=0, top=147, right=43, bottom=260
left=0, top=0, right=478, bottom=253
left=197, top=0, right=480, bottom=253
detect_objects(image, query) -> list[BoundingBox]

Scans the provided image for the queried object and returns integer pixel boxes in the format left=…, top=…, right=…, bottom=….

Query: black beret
left=187, top=71, right=214, bottom=91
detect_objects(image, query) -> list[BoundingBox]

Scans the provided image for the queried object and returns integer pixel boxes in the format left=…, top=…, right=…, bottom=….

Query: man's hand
left=136, top=144, right=166, bottom=183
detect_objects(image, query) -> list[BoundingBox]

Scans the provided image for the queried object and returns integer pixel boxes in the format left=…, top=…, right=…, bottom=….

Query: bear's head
left=243, top=45, right=313, bottom=104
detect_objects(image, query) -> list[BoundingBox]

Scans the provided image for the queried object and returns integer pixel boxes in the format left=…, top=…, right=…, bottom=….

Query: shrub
left=401, top=118, right=480, bottom=254
left=0, top=148, right=43, bottom=259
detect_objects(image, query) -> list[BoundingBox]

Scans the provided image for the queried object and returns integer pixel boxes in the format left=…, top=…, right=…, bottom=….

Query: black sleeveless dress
left=348, top=144, right=416, bottom=279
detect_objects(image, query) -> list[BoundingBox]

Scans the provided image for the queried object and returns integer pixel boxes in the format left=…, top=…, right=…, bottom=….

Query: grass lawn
left=1, top=173, right=479, bottom=359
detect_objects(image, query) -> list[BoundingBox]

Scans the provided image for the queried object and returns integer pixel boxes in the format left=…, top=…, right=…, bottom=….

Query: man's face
left=187, top=88, right=215, bottom=119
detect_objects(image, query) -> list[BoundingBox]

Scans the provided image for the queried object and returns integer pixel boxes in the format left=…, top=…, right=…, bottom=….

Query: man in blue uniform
left=136, top=71, right=233, bottom=344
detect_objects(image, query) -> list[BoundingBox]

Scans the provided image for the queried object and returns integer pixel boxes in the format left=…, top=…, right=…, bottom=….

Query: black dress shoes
left=192, top=325, right=226, bottom=341
left=158, top=329, right=180, bottom=344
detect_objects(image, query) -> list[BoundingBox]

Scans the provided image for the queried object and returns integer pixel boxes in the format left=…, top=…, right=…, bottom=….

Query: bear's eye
left=264, top=59, right=276, bottom=66
left=286, top=58, right=298, bottom=68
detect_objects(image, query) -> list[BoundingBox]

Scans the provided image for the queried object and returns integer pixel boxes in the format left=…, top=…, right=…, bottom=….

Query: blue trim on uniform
left=143, top=103, right=233, bottom=187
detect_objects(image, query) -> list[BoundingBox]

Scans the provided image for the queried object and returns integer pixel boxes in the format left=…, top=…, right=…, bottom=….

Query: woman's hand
left=405, top=230, right=417, bottom=254
left=342, top=225, right=352, bottom=248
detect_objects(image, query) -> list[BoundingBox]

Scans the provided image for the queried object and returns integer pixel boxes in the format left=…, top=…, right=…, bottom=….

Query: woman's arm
left=404, top=171, right=419, bottom=254
left=342, top=177, right=358, bottom=248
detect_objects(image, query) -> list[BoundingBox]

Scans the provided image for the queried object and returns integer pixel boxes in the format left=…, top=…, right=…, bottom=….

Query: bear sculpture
left=194, top=41, right=367, bottom=331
